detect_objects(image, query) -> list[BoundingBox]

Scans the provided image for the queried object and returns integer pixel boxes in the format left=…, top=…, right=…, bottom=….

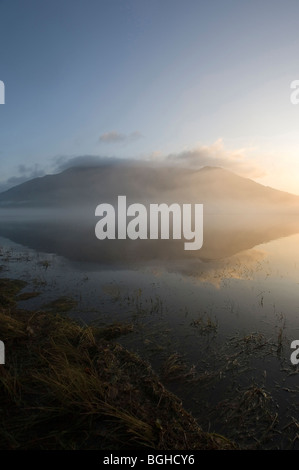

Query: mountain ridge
left=0, top=164, right=298, bottom=212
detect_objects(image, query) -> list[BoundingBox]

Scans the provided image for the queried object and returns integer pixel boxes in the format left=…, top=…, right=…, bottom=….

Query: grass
left=190, top=311, right=218, bottom=335
left=160, top=353, right=197, bottom=383
left=211, top=383, right=279, bottom=448
left=0, top=278, right=235, bottom=450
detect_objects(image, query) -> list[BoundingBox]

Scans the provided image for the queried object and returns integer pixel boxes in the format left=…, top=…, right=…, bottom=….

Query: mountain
left=1, top=164, right=299, bottom=265
left=0, top=164, right=299, bottom=213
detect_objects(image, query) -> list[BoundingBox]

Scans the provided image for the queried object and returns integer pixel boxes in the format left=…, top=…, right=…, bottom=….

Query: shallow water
left=1, top=211, right=299, bottom=448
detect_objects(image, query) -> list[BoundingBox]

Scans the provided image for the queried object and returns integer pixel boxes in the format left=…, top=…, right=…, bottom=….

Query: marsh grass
left=211, top=383, right=279, bottom=449
left=0, top=278, right=235, bottom=450
left=160, top=353, right=197, bottom=383
left=190, top=311, right=218, bottom=335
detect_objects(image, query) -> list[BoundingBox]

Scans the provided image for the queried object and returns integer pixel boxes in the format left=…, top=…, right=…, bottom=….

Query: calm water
left=1, top=210, right=299, bottom=448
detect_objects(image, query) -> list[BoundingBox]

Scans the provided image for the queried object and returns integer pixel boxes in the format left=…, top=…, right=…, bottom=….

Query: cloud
left=166, top=139, right=265, bottom=178
left=99, top=130, right=143, bottom=144
left=0, top=140, right=265, bottom=194
left=0, top=164, right=45, bottom=193
left=56, top=141, right=264, bottom=181
left=53, top=155, right=125, bottom=172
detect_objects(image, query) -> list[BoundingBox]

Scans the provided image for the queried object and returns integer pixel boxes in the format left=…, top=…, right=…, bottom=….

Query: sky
left=1, top=0, right=299, bottom=194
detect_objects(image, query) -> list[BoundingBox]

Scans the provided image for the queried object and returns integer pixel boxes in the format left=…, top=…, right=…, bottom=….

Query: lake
left=1, top=209, right=299, bottom=449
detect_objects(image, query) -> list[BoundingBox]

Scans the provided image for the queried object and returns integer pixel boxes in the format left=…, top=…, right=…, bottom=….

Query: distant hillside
left=0, top=164, right=299, bottom=212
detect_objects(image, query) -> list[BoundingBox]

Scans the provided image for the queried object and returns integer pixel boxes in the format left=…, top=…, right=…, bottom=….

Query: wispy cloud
left=166, top=139, right=265, bottom=178
left=53, top=155, right=124, bottom=172
left=0, top=140, right=265, bottom=194
left=0, top=164, right=45, bottom=193
left=99, top=130, right=143, bottom=144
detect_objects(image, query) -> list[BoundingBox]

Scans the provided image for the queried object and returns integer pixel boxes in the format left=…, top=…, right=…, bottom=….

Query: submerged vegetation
left=190, top=311, right=218, bottom=334
left=1, top=244, right=299, bottom=450
left=42, top=296, right=78, bottom=313
left=0, top=278, right=235, bottom=450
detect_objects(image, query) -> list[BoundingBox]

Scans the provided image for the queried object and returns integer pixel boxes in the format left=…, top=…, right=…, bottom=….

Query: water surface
left=1, top=210, right=299, bottom=448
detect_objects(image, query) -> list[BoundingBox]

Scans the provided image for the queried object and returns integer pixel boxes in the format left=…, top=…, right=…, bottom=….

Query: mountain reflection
left=0, top=209, right=299, bottom=281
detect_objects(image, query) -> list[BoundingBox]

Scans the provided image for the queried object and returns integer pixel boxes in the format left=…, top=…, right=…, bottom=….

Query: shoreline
left=0, top=277, right=235, bottom=450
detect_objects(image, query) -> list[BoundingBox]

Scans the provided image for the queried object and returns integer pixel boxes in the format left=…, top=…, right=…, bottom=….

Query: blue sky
left=1, top=0, right=299, bottom=193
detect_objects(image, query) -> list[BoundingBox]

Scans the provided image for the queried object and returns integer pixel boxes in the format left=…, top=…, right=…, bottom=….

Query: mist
left=1, top=162, right=299, bottom=214
left=1, top=161, right=299, bottom=274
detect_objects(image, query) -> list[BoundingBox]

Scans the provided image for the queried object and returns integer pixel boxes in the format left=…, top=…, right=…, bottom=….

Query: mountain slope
left=0, top=164, right=298, bottom=212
